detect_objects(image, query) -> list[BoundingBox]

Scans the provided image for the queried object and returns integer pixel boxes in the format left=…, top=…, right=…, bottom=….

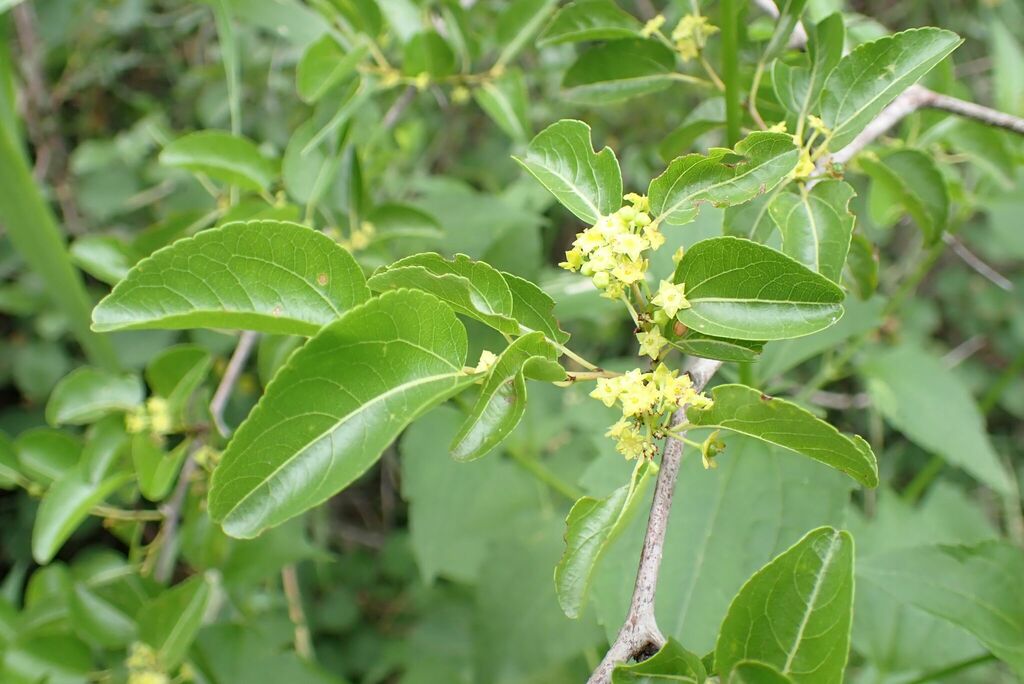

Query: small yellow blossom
left=612, top=257, right=646, bottom=284
left=125, top=408, right=148, bottom=435
left=671, top=246, right=685, bottom=263
left=560, top=247, right=584, bottom=271
left=474, top=350, right=498, bottom=373
left=620, top=380, right=660, bottom=416
left=574, top=227, right=605, bottom=254
left=605, top=417, right=631, bottom=438
left=807, top=114, right=830, bottom=134
left=700, top=430, right=726, bottom=469
left=623, top=193, right=649, bottom=211
left=615, top=426, right=647, bottom=460
left=590, top=377, right=621, bottom=407
left=640, top=14, right=666, bottom=38
left=792, top=148, right=815, bottom=179
left=612, top=232, right=648, bottom=260
left=637, top=328, right=668, bottom=360
left=651, top=280, right=691, bottom=318
left=642, top=223, right=665, bottom=250
left=768, top=121, right=788, bottom=133
left=414, top=72, right=431, bottom=90
left=672, top=14, right=719, bottom=61
left=451, top=85, right=471, bottom=104
left=146, top=397, right=172, bottom=435
left=129, top=672, right=170, bottom=684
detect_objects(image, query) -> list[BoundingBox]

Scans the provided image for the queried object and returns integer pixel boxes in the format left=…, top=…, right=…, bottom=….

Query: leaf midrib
left=782, top=531, right=842, bottom=675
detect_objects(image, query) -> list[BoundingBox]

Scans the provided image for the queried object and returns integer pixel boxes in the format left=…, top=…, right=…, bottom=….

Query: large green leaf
left=208, top=290, right=476, bottom=538
left=592, top=437, right=852, bottom=655
left=402, top=31, right=457, bottom=78
left=494, top=0, right=559, bottom=68
left=514, top=119, right=623, bottom=224
left=861, top=344, right=1011, bottom=493
left=563, top=39, right=677, bottom=105
left=451, top=332, right=563, bottom=462
left=15, top=428, right=80, bottom=485
left=672, top=237, right=845, bottom=341
left=473, top=69, right=531, bottom=142
left=539, top=0, right=640, bottom=45
left=649, top=132, right=798, bottom=226
left=138, top=574, right=214, bottom=669
left=715, top=527, right=854, bottom=683
left=820, top=28, right=962, bottom=150
left=729, top=662, right=795, bottom=684
left=769, top=180, right=855, bottom=283
left=687, top=384, right=877, bottom=487
left=92, top=220, right=370, bottom=336
left=858, top=149, right=948, bottom=243
left=502, top=270, right=571, bottom=344
left=555, top=461, right=653, bottom=619
left=612, top=638, right=706, bottom=683
left=160, top=130, right=278, bottom=191
left=32, top=471, right=132, bottom=564
left=760, top=0, right=809, bottom=63
left=773, top=13, right=844, bottom=121
left=668, top=330, right=765, bottom=363
left=858, top=541, right=1024, bottom=675
left=45, top=367, right=144, bottom=426
left=367, top=252, right=519, bottom=335
left=133, top=434, right=190, bottom=502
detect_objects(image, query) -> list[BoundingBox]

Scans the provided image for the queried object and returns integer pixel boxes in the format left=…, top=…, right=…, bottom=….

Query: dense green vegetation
left=0, top=1, right=1023, bottom=682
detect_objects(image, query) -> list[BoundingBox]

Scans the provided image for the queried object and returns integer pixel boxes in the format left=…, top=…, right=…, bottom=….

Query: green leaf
left=858, top=149, right=948, bottom=243
left=473, top=68, right=531, bottom=142
left=133, top=434, right=190, bottom=502
left=844, top=233, right=877, bottom=299
left=539, top=0, right=641, bottom=45
left=16, top=428, right=81, bottom=485
left=45, top=367, right=144, bottom=426
left=32, top=471, right=132, bottom=564
left=723, top=187, right=783, bottom=242
left=402, top=30, right=456, bottom=78
left=160, top=130, right=278, bottom=191
left=145, top=344, right=214, bottom=427
left=820, top=28, right=962, bottom=150
left=367, top=252, right=520, bottom=335
left=138, top=573, right=214, bottom=669
left=672, top=237, right=845, bottom=341
left=858, top=541, right=1024, bottom=675
left=451, top=332, right=564, bottom=462
left=208, top=290, right=476, bottom=538
left=495, top=0, right=559, bottom=69
left=668, top=331, right=764, bottom=363
left=563, top=39, right=677, bottom=105
left=92, top=220, right=370, bottom=336
left=296, top=35, right=366, bottom=103
left=860, top=343, right=1011, bottom=493
left=728, top=662, right=794, bottom=684
left=514, top=119, right=623, bottom=224
left=556, top=461, right=654, bottom=619
left=612, top=638, right=706, bottom=683
left=686, top=384, right=878, bottom=487
left=649, top=132, right=798, bottom=226
left=773, top=13, right=844, bottom=120
left=768, top=180, right=855, bottom=283
left=0, top=431, right=22, bottom=489
left=1, top=634, right=92, bottom=684
left=716, top=527, right=854, bottom=683
left=69, top=581, right=137, bottom=649
left=69, top=235, right=137, bottom=286
left=760, top=0, right=809, bottom=63
left=503, top=270, right=571, bottom=344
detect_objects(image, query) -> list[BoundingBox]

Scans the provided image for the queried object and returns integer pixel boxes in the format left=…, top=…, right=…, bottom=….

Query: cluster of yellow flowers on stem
left=591, top=364, right=712, bottom=461
left=559, top=194, right=664, bottom=300
left=125, top=642, right=171, bottom=684
left=672, top=13, right=719, bottom=61
left=126, top=397, right=173, bottom=436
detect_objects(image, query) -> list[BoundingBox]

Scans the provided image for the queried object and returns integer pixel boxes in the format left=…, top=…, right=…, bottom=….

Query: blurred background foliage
left=0, top=0, right=1022, bottom=682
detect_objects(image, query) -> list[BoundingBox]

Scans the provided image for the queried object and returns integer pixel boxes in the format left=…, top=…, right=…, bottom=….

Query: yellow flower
left=637, top=328, right=667, bottom=360
left=589, top=246, right=617, bottom=273
left=643, top=224, right=665, bottom=250
left=451, top=85, right=471, bottom=104
left=624, top=193, right=649, bottom=211
left=651, top=280, right=691, bottom=318
left=615, top=426, right=647, bottom=460
left=474, top=350, right=498, bottom=373
left=640, top=14, right=666, bottom=38
left=612, top=232, right=649, bottom=260
left=574, top=227, right=606, bottom=253
left=125, top=409, right=148, bottom=435
left=590, top=377, right=621, bottom=408
left=793, top=148, right=815, bottom=179
left=601, top=280, right=626, bottom=300
left=146, top=397, right=172, bottom=435
left=807, top=114, right=830, bottom=134
left=129, top=672, right=170, bottom=684
left=612, top=257, right=646, bottom=284
left=768, top=121, right=788, bottom=133
left=620, top=379, right=660, bottom=416
left=672, top=14, right=718, bottom=61
left=671, top=246, right=685, bottom=263
left=560, top=247, right=584, bottom=272
left=605, top=417, right=632, bottom=438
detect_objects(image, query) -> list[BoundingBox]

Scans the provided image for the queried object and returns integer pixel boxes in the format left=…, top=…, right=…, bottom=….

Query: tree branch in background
left=282, top=564, right=315, bottom=661
left=154, top=330, right=259, bottom=582
left=588, top=357, right=722, bottom=684
left=12, top=3, right=83, bottom=235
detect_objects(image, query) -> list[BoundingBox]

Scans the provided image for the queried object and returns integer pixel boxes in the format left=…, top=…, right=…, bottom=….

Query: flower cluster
left=559, top=194, right=664, bottom=300
left=125, top=397, right=173, bottom=435
left=125, top=642, right=169, bottom=684
left=591, top=364, right=712, bottom=460
left=672, top=14, right=719, bottom=61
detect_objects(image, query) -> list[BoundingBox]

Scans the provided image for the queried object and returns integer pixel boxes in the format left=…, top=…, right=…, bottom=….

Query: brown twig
left=941, top=234, right=1013, bottom=292
left=587, top=357, right=722, bottom=683
left=282, top=564, right=315, bottom=660
left=210, top=330, right=260, bottom=437
left=12, top=4, right=84, bottom=235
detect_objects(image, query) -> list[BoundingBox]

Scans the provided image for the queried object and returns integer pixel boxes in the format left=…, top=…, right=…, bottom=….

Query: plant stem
left=92, top=505, right=164, bottom=522
left=720, top=0, right=743, bottom=145
left=901, top=454, right=944, bottom=504
left=282, top=564, right=315, bottom=661
left=507, top=449, right=583, bottom=501
left=903, top=653, right=996, bottom=684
